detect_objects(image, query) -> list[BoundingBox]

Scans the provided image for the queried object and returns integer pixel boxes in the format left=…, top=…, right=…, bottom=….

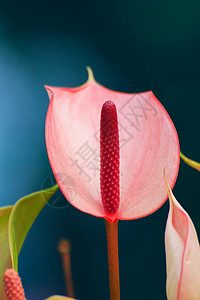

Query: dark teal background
left=0, top=1, right=200, bottom=299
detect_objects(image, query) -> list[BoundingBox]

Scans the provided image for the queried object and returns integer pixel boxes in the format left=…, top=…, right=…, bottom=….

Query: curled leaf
left=164, top=174, right=200, bottom=300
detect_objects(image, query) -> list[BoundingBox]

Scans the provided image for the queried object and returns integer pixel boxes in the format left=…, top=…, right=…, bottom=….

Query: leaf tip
left=180, top=151, right=200, bottom=172
left=44, top=85, right=54, bottom=101
left=86, top=66, right=95, bottom=83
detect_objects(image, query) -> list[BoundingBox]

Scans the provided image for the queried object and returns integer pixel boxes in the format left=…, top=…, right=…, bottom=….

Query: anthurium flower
left=45, top=68, right=180, bottom=223
left=164, top=174, right=200, bottom=300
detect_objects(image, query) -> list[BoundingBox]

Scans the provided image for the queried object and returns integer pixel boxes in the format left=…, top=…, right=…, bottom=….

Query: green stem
left=105, top=219, right=120, bottom=300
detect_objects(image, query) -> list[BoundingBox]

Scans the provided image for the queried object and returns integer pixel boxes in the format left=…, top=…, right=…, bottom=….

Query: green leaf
left=9, top=184, right=58, bottom=271
left=0, top=206, right=13, bottom=300
left=45, top=296, right=76, bottom=300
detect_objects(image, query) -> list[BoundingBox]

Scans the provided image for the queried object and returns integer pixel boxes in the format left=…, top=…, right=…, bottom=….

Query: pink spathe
left=45, top=68, right=180, bottom=223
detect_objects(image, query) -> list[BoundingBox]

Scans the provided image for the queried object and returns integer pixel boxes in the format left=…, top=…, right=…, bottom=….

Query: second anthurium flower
left=164, top=174, right=200, bottom=300
left=45, top=68, right=180, bottom=222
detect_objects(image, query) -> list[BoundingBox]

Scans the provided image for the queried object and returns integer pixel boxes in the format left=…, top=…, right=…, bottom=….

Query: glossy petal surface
left=45, top=70, right=180, bottom=222
left=164, top=175, right=200, bottom=300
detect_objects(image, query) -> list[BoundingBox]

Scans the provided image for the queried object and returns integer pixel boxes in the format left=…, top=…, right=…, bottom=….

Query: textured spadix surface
left=100, top=101, right=120, bottom=215
left=3, top=269, right=26, bottom=300
left=45, top=69, right=180, bottom=222
left=164, top=175, right=200, bottom=300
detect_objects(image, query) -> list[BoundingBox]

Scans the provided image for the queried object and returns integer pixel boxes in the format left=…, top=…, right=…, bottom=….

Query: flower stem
left=58, top=239, right=74, bottom=298
left=105, top=219, right=120, bottom=300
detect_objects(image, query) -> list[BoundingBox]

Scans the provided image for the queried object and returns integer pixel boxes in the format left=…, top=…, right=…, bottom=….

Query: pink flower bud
left=3, top=269, right=26, bottom=300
